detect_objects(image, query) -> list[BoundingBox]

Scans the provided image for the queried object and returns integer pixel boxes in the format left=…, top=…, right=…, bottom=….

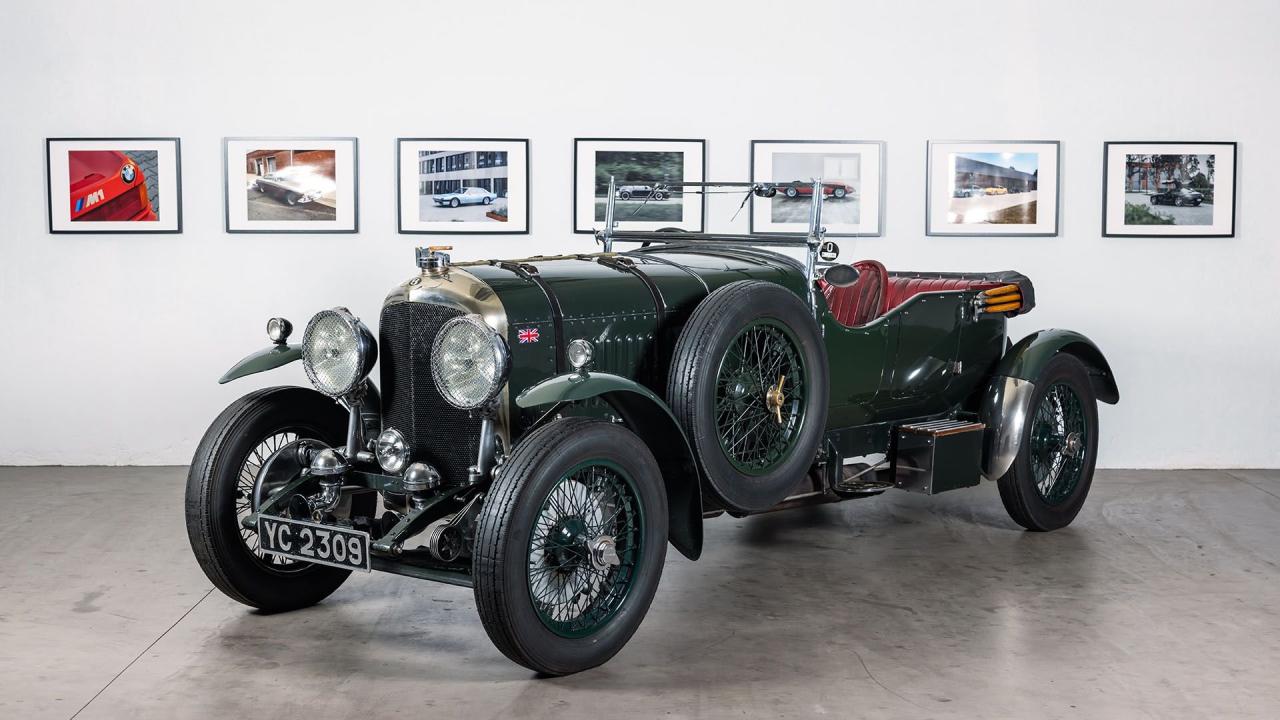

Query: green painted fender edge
left=998, top=329, right=1119, bottom=404
left=218, top=344, right=302, bottom=384
left=517, top=372, right=704, bottom=561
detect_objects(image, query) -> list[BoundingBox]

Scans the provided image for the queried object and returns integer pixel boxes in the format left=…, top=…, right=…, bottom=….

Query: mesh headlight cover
left=302, top=308, right=375, bottom=397
left=431, top=314, right=509, bottom=410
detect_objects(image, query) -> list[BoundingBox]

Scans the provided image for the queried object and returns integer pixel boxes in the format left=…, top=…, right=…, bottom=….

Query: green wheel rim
left=713, top=319, right=807, bottom=475
left=1029, top=382, right=1089, bottom=505
left=526, top=460, right=644, bottom=639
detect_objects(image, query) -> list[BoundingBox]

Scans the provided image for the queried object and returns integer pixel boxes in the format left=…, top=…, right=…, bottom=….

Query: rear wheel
left=473, top=417, right=667, bottom=675
left=668, top=280, right=828, bottom=513
left=996, top=355, right=1099, bottom=531
left=186, top=387, right=358, bottom=612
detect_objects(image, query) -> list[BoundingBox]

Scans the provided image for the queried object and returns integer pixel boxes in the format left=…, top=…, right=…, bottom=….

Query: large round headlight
left=301, top=308, right=377, bottom=397
left=431, top=314, right=509, bottom=410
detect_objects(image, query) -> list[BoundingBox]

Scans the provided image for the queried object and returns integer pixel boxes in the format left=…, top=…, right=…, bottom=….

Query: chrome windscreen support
left=804, top=178, right=826, bottom=318
left=597, top=175, right=618, bottom=253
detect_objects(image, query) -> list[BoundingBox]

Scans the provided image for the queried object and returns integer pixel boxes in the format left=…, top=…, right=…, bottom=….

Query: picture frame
left=46, top=137, right=182, bottom=234
left=397, top=138, right=530, bottom=234
left=573, top=138, right=706, bottom=234
left=926, top=140, right=1061, bottom=236
left=223, top=137, right=358, bottom=233
left=1102, top=141, right=1236, bottom=238
left=749, top=140, right=885, bottom=236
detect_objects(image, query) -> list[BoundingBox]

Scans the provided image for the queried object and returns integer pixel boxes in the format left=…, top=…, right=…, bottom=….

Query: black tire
left=996, top=355, right=1100, bottom=531
left=668, top=280, right=829, bottom=513
left=284, top=192, right=298, bottom=206
left=1175, top=197, right=1184, bottom=207
left=1150, top=196, right=1158, bottom=204
left=832, top=187, right=846, bottom=198
left=473, top=417, right=667, bottom=675
left=785, top=186, right=799, bottom=198
left=450, top=198, right=460, bottom=208
left=483, top=196, right=492, bottom=205
left=185, top=386, right=356, bottom=612
left=256, top=183, right=265, bottom=193
left=620, top=190, right=632, bottom=200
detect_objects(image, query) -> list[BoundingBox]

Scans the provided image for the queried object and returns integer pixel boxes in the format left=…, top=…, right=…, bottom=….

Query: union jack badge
left=517, top=327, right=540, bottom=344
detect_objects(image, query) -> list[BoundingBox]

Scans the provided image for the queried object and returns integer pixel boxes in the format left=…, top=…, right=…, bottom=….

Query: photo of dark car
left=254, top=171, right=330, bottom=206
left=615, top=184, right=669, bottom=200
left=1150, top=185, right=1204, bottom=206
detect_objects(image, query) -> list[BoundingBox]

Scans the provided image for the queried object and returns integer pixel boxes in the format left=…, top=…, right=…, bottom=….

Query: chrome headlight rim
left=301, top=307, right=377, bottom=398
left=430, top=313, right=510, bottom=411
left=375, top=428, right=410, bottom=475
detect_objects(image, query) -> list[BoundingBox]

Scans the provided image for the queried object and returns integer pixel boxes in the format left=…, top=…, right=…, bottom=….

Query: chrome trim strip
left=980, top=376, right=1036, bottom=480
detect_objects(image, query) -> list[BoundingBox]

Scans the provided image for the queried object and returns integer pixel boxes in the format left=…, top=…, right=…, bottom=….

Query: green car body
left=219, top=244, right=1117, bottom=561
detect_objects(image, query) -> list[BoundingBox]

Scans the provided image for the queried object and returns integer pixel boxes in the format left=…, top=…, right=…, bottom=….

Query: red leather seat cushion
left=883, top=276, right=1004, bottom=311
left=819, top=260, right=888, bottom=327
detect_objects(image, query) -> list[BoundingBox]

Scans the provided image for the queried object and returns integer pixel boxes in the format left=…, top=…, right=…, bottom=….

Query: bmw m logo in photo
left=121, top=163, right=136, bottom=184
left=517, top=327, right=540, bottom=344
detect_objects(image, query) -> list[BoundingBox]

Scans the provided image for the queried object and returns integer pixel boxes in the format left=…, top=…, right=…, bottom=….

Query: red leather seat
left=883, top=276, right=1004, bottom=311
left=819, top=260, right=888, bottom=328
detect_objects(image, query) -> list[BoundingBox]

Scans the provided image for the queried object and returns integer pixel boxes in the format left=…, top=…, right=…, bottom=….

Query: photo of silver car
left=433, top=186, right=497, bottom=208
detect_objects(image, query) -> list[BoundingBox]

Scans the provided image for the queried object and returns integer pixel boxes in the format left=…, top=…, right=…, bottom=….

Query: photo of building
left=947, top=151, right=1040, bottom=224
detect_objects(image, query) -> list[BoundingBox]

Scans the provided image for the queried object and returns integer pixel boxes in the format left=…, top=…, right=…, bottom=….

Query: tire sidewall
left=1008, top=355, right=1100, bottom=529
left=678, top=281, right=829, bottom=513
left=479, top=420, right=668, bottom=674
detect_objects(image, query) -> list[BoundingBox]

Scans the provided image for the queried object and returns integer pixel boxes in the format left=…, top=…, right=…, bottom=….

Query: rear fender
left=979, top=329, right=1118, bottom=479
left=218, top=345, right=301, bottom=384
left=517, top=372, right=703, bottom=561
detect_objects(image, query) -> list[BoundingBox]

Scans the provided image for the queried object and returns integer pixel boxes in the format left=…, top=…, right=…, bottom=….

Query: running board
left=891, top=419, right=985, bottom=495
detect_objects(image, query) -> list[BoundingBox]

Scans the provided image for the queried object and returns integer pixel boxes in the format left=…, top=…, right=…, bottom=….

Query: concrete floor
left=3, top=468, right=1278, bottom=719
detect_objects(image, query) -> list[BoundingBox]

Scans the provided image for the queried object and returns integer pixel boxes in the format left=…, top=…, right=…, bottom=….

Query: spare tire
left=667, top=280, right=829, bottom=513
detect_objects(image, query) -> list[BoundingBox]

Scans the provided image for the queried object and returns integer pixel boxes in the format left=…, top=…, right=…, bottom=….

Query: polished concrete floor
left=3, top=467, right=1278, bottom=719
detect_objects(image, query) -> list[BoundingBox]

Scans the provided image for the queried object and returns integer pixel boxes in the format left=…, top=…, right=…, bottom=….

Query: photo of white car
left=433, top=186, right=497, bottom=208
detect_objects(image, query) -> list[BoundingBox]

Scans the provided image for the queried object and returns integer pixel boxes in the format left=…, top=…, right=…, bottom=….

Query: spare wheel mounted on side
left=668, top=279, right=829, bottom=514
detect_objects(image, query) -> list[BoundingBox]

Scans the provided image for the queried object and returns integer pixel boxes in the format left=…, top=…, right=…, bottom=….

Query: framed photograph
left=397, top=138, right=529, bottom=234
left=1103, top=142, right=1236, bottom=237
left=46, top=137, right=182, bottom=233
left=926, top=140, right=1060, bottom=236
left=573, top=138, right=705, bottom=234
left=750, top=140, right=884, bottom=236
left=224, top=137, right=358, bottom=233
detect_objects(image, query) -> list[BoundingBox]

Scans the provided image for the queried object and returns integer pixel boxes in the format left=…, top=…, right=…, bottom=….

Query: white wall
left=1, top=0, right=1277, bottom=467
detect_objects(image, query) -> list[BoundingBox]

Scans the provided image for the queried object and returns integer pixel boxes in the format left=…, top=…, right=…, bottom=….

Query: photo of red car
left=781, top=181, right=856, bottom=199
left=69, top=150, right=158, bottom=222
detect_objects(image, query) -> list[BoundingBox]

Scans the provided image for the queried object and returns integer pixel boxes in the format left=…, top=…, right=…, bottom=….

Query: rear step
left=891, top=419, right=985, bottom=494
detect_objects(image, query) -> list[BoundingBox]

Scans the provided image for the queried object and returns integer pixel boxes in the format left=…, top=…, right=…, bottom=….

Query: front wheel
left=185, top=387, right=358, bottom=612
left=473, top=417, right=667, bottom=675
left=832, top=187, right=846, bottom=198
left=996, top=355, right=1100, bottom=531
left=450, top=198, right=460, bottom=208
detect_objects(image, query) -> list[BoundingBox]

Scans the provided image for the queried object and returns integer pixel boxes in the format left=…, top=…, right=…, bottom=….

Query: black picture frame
left=572, top=138, right=707, bottom=234
left=1102, top=141, right=1237, bottom=238
left=223, top=136, right=359, bottom=234
left=748, top=139, right=887, bottom=237
left=396, top=138, right=531, bottom=235
left=46, top=137, right=183, bottom=234
left=925, top=140, right=1062, bottom=237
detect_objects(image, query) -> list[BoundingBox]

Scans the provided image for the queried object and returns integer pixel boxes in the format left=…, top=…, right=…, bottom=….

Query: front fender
left=218, top=344, right=301, bottom=384
left=979, top=329, right=1119, bottom=479
left=517, top=372, right=703, bottom=561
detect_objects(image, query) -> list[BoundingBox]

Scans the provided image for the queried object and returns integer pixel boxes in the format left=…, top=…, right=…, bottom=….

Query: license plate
left=257, top=515, right=371, bottom=572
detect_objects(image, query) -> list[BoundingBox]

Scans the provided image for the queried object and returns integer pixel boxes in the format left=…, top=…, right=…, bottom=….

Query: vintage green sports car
left=186, top=179, right=1118, bottom=675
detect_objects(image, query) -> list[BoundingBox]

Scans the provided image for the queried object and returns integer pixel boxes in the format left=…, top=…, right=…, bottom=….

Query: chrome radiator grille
left=379, top=302, right=480, bottom=484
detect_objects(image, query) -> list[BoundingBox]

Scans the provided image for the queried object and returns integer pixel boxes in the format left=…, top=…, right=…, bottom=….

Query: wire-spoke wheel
left=713, top=321, right=806, bottom=475
left=1029, top=383, right=1088, bottom=505
left=233, top=430, right=307, bottom=570
left=669, top=280, right=828, bottom=514
left=473, top=417, right=667, bottom=676
left=186, top=386, right=359, bottom=612
left=527, top=461, right=643, bottom=638
left=997, top=356, right=1099, bottom=531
